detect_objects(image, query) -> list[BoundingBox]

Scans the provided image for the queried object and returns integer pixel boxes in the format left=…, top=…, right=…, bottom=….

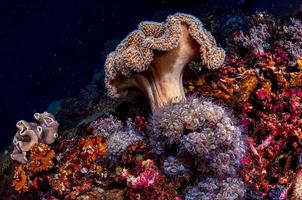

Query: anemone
left=105, top=13, right=225, bottom=111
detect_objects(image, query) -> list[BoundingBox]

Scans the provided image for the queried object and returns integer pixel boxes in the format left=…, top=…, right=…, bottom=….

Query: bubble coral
left=150, top=97, right=245, bottom=176
left=184, top=177, right=245, bottom=200
left=105, top=13, right=225, bottom=111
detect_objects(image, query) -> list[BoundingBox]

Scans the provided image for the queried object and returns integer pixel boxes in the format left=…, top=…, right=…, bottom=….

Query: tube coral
left=105, top=13, right=225, bottom=111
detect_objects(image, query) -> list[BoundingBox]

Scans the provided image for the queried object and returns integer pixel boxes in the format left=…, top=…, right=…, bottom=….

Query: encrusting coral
left=11, top=112, right=59, bottom=164
left=105, top=13, right=225, bottom=111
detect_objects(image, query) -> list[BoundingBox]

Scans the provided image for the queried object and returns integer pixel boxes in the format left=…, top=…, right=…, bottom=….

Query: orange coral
left=80, top=135, right=106, bottom=164
left=26, top=143, right=55, bottom=173
left=12, top=165, right=28, bottom=192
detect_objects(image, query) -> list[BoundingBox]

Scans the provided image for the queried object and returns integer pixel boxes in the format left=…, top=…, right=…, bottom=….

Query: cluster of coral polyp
left=6, top=12, right=302, bottom=200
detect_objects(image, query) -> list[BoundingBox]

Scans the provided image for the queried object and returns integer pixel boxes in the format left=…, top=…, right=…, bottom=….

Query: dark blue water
left=0, top=0, right=301, bottom=151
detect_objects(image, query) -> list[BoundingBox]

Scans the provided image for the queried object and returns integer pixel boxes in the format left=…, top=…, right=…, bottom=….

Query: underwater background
left=1, top=0, right=302, bottom=199
left=1, top=0, right=301, bottom=152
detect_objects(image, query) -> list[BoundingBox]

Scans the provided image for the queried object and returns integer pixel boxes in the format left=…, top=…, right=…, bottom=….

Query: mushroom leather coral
left=105, top=13, right=225, bottom=111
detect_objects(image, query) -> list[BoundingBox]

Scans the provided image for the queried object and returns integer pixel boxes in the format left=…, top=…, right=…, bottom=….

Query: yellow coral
left=26, top=143, right=55, bottom=173
left=12, top=165, right=28, bottom=192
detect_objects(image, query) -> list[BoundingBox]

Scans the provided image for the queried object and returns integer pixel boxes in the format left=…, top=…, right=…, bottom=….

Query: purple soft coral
left=235, top=24, right=270, bottom=55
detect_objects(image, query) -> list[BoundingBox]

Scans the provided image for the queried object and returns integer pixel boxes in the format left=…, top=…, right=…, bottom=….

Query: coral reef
left=105, top=13, right=225, bottom=111
left=5, top=11, right=302, bottom=200
left=89, top=115, right=123, bottom=137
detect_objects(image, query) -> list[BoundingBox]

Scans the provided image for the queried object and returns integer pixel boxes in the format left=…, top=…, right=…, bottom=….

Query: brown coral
left=26, top=143, right=55, bottom=173
left=105, top=13, right=225, bottom=111
left=12, top=165, right=28, bottom=192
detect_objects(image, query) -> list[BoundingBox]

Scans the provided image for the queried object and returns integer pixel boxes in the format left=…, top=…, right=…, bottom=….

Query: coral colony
left=2, top=12, right=302, bottom=200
